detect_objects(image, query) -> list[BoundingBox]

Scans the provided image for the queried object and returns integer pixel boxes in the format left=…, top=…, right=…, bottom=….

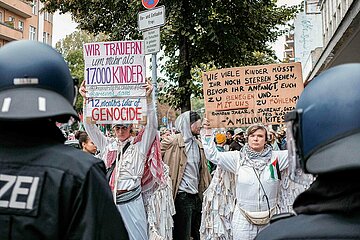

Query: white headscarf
left=175, top=111, right=200, bottom=161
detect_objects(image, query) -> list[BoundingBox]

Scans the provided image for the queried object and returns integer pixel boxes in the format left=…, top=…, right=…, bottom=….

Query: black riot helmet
left=285, top=63, right=360, bottom=183
left=0, top=40, right=78, bottom=122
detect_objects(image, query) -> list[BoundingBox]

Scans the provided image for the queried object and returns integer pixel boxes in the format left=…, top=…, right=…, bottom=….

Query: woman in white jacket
left=200, top=121, right=288, bottom=239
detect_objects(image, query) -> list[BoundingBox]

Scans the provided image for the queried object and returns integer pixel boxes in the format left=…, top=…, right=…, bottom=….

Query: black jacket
left=0, top=121, right=129, bottom=240
left=255, top=172, right=360, bottom=240
left=255, top=212, right=360, bottom=240
left=229, top=140, right=244, bottom=151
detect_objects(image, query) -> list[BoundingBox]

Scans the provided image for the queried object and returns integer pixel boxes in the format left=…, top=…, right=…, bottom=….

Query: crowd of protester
left=62, top=111, right=292, bottom=240
left=5, top=40, right=360, bottom=240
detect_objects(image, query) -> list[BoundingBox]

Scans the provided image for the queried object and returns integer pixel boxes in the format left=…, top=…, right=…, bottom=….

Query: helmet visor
left=285, top=110, right=313, bottom=186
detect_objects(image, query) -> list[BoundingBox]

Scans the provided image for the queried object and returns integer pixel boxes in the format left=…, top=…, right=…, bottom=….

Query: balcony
left=284, top=42, right=294, bottom=52
left=0, top=0, right=32, bottom=18
left=284, top=41, right=294, bottom=48
left=0, top=22, right=23, bottom=41
left=284, top=52, right=295, bottom=59
left=285, top=33, right=294, bottom=42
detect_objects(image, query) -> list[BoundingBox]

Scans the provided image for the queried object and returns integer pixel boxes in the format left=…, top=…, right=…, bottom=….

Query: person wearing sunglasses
left=255, top=63, right=360, bottom=239
left=80, top=79, right=156, bottom=240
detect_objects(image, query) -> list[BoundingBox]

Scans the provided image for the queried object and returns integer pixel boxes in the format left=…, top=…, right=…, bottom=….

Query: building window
left=42, top=32, right=51, bottom=44
left=32, top=0, right=38, bottom=15
left=18, top=21, right=24, bottom=31
left=5, top=16, right=15, bottom=28
left=29, top=26, right=37, bottom=40
left=47, top=33, right=51, bottom=45
left=44, top=12, right=53, bottom=22
left=0, top=12, right=3, bottom=23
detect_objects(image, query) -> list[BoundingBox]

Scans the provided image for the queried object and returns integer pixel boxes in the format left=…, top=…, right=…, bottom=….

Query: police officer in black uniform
left=0, top=41, right=129, bottom=240
left=255, top=63, right=360, bottom=239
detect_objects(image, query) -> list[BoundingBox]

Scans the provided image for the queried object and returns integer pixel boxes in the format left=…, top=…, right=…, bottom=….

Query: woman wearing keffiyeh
left=200, top=122, right=303, bottom=240
left=80, top=79, right=173, bottom=240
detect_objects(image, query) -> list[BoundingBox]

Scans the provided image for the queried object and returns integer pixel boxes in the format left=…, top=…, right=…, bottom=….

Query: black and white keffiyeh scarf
left=240, top=143, right=272, bottom=171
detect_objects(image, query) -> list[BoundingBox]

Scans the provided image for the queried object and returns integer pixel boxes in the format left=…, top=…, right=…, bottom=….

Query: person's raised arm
left=79, top=81, right=108, bottom=152
left=200, top=118, right=238, bottom=173
left=138, top=79, right=158, bottom=156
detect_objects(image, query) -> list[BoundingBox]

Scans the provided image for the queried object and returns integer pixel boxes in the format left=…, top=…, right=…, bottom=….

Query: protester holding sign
left=0, top=40, right=128, bottom=240
left=80, top=79, right=156, bottom=240
left=200, top=121, right=307, bottom=239
left=255, top=64, right=360, bottom=240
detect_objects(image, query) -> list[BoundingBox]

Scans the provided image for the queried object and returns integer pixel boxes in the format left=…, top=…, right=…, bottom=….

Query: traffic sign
left=142, top=0, right=159, bottom=9
left=138, top=5, right=165, bottom=31
left=143, top=28, right=160, bottom=55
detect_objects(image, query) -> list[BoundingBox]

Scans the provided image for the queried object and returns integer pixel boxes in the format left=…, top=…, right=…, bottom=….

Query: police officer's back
left=255, top=63, right=360, bottom=239
left=0, top=41, right=128, bottom=240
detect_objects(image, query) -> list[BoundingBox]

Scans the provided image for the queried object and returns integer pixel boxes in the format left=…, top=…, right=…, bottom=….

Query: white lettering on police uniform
left=0, top=174, right=39, bottom=210
left=1, top=97, right=11, bottom=112
left=38, top=97, right=46, bottom=112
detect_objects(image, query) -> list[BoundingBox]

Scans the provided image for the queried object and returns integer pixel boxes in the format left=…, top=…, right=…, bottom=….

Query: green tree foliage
left=43, top=0, right=299, bottom=112
left=55, top=30, right=108, bottom=112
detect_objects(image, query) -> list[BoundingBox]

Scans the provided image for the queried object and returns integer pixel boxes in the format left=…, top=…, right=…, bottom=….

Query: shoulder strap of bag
left=252, top=167, right=271, bottom=218
left=106, top=141, right=131, bottom=181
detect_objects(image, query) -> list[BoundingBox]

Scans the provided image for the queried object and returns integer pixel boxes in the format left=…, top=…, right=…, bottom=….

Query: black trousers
left=173, top=192, right=202, bottom=240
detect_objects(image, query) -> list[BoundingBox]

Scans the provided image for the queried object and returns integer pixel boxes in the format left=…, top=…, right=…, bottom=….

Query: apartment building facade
left=283, top=33, right=295, bottom=63
left=294, top=0, right=323, bottom=80
left=0, top=0, right=52, bottom=47
left=306, top=0, right=360, bottom=81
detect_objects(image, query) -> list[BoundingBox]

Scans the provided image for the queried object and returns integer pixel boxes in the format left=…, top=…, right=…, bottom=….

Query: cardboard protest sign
left=202, top=62, right=304, bottom=128
left=85, top=97, right=147, bottom=124
left=83, top=40, right=147, bottom=124
left=86, top=85, right=145, bottom=98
